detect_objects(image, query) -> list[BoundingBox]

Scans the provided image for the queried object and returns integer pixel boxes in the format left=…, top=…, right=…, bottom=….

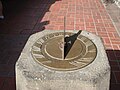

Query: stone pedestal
left=16, top=30, right=110, bottom=90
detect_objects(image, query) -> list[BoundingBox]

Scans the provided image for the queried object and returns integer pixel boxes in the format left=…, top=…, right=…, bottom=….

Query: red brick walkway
left=42, top=0, right=120, bottom=50
left=0, top=0, right=120, bottom=90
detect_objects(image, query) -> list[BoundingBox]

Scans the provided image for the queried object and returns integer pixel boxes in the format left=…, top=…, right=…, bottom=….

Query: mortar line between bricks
left=83, top=7, right=86, bottom=31
left=83, top=0, right=86, bottom=31
left=65, top=0, right=68, bottom=32
left=100, top=0, right=120, bottom=38
left=90, top=0, right=98, bottom=35
left=95, top=1, right=102, bottom=35
left=57, top=0, right=68, bottom=31
left=56, top=1, right=61, bottom=30
left=31, top=0, right=50, bottom=33
left=74, top=0, right=76, bottom=31
left=101, top=20, right=113, bottom=49
left=113, top=50, right=120, bottom=70
left=0, top=78, right=6, bottom=90
left=59, top=0, right=68, bottom=32
left=113, top=71, right=120, bottom=84
left=107, top=9, right=120, bottom=38
left=114, top=52, right=120, bottom=72
left=98, top=0, right=114, bottom=50
left=114, top=52, right=120, bottom=69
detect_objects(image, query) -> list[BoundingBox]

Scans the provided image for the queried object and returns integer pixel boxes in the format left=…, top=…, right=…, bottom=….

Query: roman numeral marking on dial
left=32, top=45, right=40, bottom=51
left=78, top=36, right=93, bottom=47
left=85, top=40, right=93, bottom=47
left=42, top=35, right=50, bottom=41
left=79, top=36, right=86, bottom=41
left=88, top=49, right=96, bottom=52
left=32, top=50, right=41, bottom=54
left=40, top=38, right=45, bottom=43
left=41, top=60, right=52, bottom=64
left=33, top=53, right=44, bottom=58
left=69, top=60, right=87, bottom=66
left=34, top=42, right=42, bottom=48
left=48, top=34, right=54, bottom=38
left=80, top=57, right=93, bottom=61
left=36, top=40, right=43, bottom=45
left=69, top=57, right=94, bottom=66
left=35, top=57, right=52, bottom=64
left=55, top=33, right=60, bottom=36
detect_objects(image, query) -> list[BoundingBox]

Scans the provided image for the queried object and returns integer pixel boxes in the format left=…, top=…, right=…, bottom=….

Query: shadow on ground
left=0, top=0, right=60, bottom=90
left=106, top=50, right=120, bottom=90
left=0, top=0, right=61, bottom=34
left=0, top=0, right=120, bottom=90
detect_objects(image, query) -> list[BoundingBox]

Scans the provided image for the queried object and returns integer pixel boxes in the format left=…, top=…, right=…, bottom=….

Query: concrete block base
left=16, top=30, right=110, bottom=90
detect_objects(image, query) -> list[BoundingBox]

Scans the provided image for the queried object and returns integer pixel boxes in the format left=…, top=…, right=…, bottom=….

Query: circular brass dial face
left=31, top=32, right=97, bottom=71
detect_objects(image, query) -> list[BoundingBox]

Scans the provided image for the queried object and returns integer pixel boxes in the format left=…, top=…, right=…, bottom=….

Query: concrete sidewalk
left=0, top=0, right=120, bottom=90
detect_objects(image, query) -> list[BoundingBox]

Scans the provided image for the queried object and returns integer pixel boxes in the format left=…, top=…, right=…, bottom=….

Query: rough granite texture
left=16, top=30, right=110, bottom=90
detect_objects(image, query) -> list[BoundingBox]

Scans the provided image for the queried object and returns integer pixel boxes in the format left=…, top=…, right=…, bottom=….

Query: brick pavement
left=105, top=2, right=120, bottom=35
left=0, top=0, right=120, bottom=90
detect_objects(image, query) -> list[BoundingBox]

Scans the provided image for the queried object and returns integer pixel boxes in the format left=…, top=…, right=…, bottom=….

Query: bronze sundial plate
left=31, top=31, right=97, bottom=71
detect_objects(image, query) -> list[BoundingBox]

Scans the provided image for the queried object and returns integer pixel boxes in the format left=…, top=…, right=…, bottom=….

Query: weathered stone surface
left=114, top=0, right=120, bottom=7
left=16, top=30, right=110, bottom=90
left=102, top=0, right=120, bottom=7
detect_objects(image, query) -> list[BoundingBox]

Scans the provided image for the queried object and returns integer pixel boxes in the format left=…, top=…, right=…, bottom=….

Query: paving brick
left=114, top=72, right=120, bottom=83
left=110, top=84, right=120, bottom=90
left=1, top=77, right=16, bottom=90
left=111, top=66, right=120, bottom=71
left=111, top=41, right=120, bottom=45
left=106, top=50, right=117, bottom=61
left=0, top=77, right=4, bottom=89
left=104, top=37, right=111, bottom=44
left=113, top=45, right=120, bottom=50
left=110, top=72, right=117, bottom=84
left=108, top=32, right=115, bottom=38
left=105, top=44, right=113, bottom=49
left=114, top=50, right=120, bottom=57
left=106, top=27, right=116, bottom=32
left=109, top=61, right=119, bottom=66
left=113, top=33, right=120, bottom=38
left=0, top=0, right=120, bottom=89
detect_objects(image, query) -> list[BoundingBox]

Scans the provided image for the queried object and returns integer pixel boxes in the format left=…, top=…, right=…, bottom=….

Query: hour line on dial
left=85, top=40, right=93, bottom=47
left=88, top=49, right=96, bottom=52
left=42, top=35, right=50, bottom=41
left=40, top=38, right=45, bottom=43
left=69, top=60, right=87, bottom=67
left=36, top=40, right=43, bottom=45
left=34, top=42, right=42, bottom=48
left=32, top=46, right=40, bottom=51
left=69, top=57, right=94, bottom=66
left=33, top=54, right=44, bottom=58
left=36, top=57, right=52, bottom=64
left=31, top=31, right=97, bottom=71
left=41, top=60, right=52, bottom=64
left=79, top=36, right=86, bottom=41
left=78, top=36, right=93, bottom=47
left=80, top=57, right=94, bottom=61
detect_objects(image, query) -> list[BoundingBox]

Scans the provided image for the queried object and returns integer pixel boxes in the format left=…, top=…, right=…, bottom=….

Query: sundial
left=31, top=17, right=97, bottom=71
left=16, top=20, right=110, bottom=90
left=31, top=30, right=97, bottom=71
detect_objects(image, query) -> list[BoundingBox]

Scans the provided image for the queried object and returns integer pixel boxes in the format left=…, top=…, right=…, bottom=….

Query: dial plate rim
left=31, top=32, right=97, bottom=71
